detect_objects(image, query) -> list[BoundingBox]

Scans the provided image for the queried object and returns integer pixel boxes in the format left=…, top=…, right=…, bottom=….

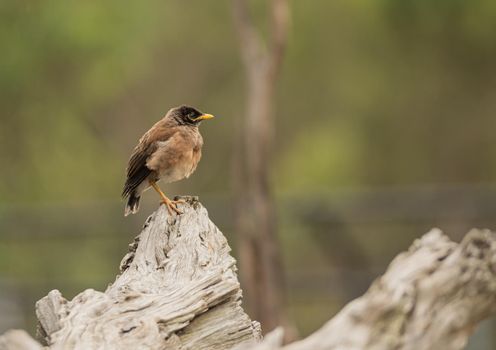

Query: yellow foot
left=149, top=180, right=184, bottom=215
left=161, top=198, right=183, bottom=215
left=170, top=199, right=185, bottom=213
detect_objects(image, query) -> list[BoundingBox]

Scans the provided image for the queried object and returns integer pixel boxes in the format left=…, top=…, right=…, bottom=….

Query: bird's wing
left=122, top=126, right=176, bottom=198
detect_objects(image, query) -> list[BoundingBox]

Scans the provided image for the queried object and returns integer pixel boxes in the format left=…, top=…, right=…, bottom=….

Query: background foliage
left=1, top=0, right=496, bottom=348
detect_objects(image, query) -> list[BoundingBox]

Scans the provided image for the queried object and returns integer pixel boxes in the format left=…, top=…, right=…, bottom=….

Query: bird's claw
left=161, top=199, right=183, bottom=215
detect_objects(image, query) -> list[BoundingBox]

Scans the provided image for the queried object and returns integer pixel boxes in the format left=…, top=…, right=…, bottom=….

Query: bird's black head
left=169, top=105, right=214, bottom=126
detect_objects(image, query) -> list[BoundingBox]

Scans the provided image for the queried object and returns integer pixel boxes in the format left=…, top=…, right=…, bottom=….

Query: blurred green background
left=1, top=0, right=496, bottom=348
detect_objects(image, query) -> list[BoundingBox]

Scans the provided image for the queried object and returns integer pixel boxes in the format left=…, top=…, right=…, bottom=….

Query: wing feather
left=122, top=124, right=176, bottom=198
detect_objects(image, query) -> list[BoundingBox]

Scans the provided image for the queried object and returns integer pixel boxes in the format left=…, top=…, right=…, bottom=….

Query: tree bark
left=11, top=197, right=261, bottom=350
left=238, top=228, right=496, bottom=350
left=1, top=203, right=495, bottom=350
left=0, top=330, right=42, bottom=350
left=231, top=0, right=290, bottom=333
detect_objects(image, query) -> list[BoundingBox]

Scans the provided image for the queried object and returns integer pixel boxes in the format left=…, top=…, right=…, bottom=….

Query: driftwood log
left=1, top=197, right=496, bottom=350
left=240, top=228, right=496, bottom=350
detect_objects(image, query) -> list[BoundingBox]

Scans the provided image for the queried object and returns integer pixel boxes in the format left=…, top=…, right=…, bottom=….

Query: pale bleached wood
left=0, top=330, right=42, bottom=350
left=2, top=202, right=496, bottom=350
left=34, top=196, right=261, bottom=350
left=240, top=228, right=496, bottom=350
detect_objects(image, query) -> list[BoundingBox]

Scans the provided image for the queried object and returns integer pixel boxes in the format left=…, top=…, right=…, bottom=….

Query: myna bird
left=122, top=105, right=214, bottom=216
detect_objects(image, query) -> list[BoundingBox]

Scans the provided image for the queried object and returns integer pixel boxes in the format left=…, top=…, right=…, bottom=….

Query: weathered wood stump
left=35, top=197, right=261, bottom=350
left=1, top=198, right=496, bottom=350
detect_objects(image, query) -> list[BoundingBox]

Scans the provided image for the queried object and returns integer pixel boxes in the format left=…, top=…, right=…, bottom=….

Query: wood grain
left=35, top=197, right=261, bottom=350
left=2, top=200, right=496, bottom=350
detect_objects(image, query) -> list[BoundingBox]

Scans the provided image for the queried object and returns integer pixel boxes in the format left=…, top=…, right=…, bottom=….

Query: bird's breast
left=151, top=130, right=203, bottom=184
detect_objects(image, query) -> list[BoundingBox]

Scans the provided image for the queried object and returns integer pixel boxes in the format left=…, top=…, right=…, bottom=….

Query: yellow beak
left=194, top=113, right=215, bottom=121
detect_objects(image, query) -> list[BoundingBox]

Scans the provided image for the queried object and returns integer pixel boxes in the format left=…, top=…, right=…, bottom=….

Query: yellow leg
left=149, top=180, right=182, bottom=215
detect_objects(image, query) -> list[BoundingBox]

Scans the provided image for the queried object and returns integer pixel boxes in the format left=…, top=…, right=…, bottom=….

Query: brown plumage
left=122, top=105, right=214, bottom=216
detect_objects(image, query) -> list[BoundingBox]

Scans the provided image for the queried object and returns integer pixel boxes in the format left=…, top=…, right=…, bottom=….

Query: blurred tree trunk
left=232, top=0, right=290, bottom=333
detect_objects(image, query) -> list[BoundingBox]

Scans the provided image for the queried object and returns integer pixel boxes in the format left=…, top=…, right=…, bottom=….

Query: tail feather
left=124, top=192, right=141, bottom=216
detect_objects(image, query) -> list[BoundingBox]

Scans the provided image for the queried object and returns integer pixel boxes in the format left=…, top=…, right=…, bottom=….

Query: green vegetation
left=1, top=0, right=496, bottom=343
